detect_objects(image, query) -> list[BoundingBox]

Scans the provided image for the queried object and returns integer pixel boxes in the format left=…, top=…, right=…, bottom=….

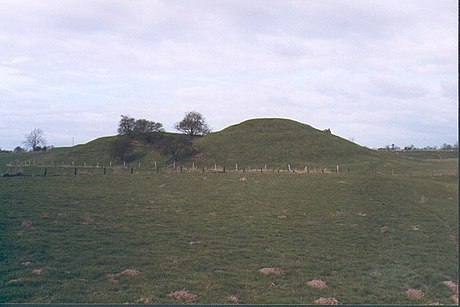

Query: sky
left=0, top=0, right=457, bottom=150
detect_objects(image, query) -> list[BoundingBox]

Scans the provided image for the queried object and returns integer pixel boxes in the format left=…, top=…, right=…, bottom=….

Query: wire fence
left=3, top=161, right=354, bottom=177
left=3, top=160, right=458, bottom=178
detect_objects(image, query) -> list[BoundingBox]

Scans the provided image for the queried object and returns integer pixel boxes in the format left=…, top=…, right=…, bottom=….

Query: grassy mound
left=193, top=118, right=379, bottom=168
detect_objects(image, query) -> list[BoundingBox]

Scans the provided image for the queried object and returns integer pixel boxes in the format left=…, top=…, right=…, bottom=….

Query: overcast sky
left=0, top=0, right=457, bottom=150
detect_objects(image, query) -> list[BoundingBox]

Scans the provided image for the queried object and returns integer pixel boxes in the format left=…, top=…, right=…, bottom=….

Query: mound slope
left=193, top=118, right=378, bottom=167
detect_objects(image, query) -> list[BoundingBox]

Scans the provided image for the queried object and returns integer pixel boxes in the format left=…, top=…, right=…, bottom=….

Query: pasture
left=0, top=164, right=458, bottom=304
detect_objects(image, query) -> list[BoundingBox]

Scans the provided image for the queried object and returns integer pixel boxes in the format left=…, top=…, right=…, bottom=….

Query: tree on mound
left=174, top=111, right=210, bottom=136
left=118, top=115, right=164, bottom=136
left=158, top=134, right=197, bottom=163
left=110, top=136, right=133, bottom=163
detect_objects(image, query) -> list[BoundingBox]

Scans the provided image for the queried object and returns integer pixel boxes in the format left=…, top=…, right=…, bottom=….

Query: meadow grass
left=0, top=169, right=457, bottom=304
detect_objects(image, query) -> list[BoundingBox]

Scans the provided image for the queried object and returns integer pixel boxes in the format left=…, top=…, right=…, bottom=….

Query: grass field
left=1, top=166, right=458, bottom=304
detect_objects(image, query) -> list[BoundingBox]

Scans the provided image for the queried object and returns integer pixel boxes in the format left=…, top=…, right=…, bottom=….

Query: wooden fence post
left=104, top=167, right=107, bottom=175
left=74, top=168, right=77, bottom=176
left=223, top=166, right=226, bottom=173
left=44, top=168, right=47, bottom=176
left=130, top=167, right=134, bottom=174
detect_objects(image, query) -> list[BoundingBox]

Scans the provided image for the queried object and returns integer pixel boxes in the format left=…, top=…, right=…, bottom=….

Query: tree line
left=110, top=111, right=210, bottom=163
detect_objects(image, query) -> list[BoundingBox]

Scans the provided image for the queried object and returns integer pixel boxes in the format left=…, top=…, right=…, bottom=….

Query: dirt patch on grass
left=31, top=268, right=44, bottom=275
left=189, top=240, right=201, bottom=245
left=121, top=268, right=141, bottom=276
left=369, top=271, right=382, bottom=279
left=405, top=288, right=424, bottom=299
left=259, top=267, right=285, bottom=275
left=330, top=211, right=344, bottom=217
left=306, top=279, right=328, bottom=289
left=443, top=280, right=458, bottom=304
left=106, top=273, right=119, bottom=283
left=136, top=297, right=156, bottom=304
left=81, top=217, right=95, bottom=225
left=357, top=212, right=367, bottom=217
left=227, top=294, right=240, bottom=303
left=106, top=268, right=140, bottom=282
left=168, top=289, right=198, bottom=302
left=21, top=220, right=33, bottom=227
left=21, top=261, right=32, bottom=266
left=380, top=226, right=389, bottom=235
left=314, top=297, right=340, bottom=304
left=411, top=225, right=420, bottom=231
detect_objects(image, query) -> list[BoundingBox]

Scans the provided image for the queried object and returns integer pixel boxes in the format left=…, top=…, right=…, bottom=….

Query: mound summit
left=193, top=118, right=378, bottom=167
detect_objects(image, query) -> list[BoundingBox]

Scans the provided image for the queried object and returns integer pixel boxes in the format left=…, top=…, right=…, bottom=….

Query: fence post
left=288, top=164, right=291, bottom=172
left=180, top=166, right=183, bottom=173
left=74, top=168, right=77, bottom=176
left=104, top=167, right=107, bottom=175
left=202, top=166, right=205, bottom=173
left=44, top=168, right=47, bottom=176
left=223, top=166, right=226, bottom=173
left=130, top=167, right=134, bottom=174
left=336, top=165, right=339, bottom=174
left=235, top=163, right=238, bottom=171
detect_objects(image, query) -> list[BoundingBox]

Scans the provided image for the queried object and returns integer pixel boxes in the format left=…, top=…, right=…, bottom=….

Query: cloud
left=0, top=0, right=457, bottom=149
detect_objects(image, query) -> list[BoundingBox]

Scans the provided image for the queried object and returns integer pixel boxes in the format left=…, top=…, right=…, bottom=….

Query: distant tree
left=174, top=111, right=210, bottom=136
left=14, top=146, right=25, bottom=153
left=118, top=115, right=164, bottom=136
left=134, top=119, right=164, bottom=134
left=118, top=115, right=136, bottom=135
left=24, top=128, right=46, bottom=151
left=441, top=143, right=453, bottom=151
left=110, top=136, right=133, bottom=162
left=404, top=145, right=415, bottom=151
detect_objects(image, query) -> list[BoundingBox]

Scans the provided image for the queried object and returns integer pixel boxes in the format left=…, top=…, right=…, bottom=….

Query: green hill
left=3, top=118, right=455, bottom=175
left=193, top=118, right=380, bottom=168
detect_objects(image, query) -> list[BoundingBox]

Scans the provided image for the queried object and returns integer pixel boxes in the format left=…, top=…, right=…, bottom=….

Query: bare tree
left=174, top=111, right=210, bottom=136
left=110, top=136, right=133, bottom=162
left=24, top=128, right=46, bottom=151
